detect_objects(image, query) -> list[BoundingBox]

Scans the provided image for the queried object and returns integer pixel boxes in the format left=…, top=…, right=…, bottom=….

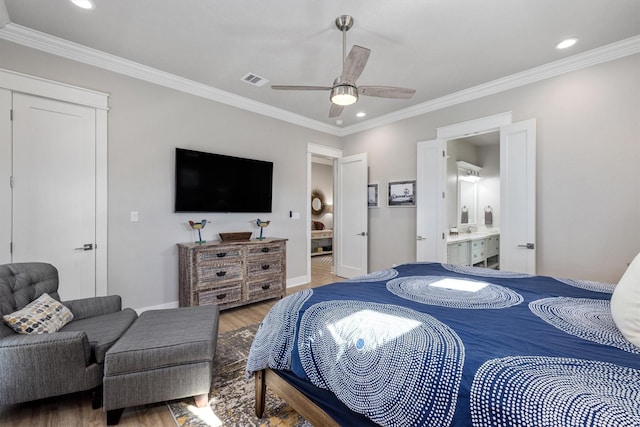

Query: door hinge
left=442, top=192, right=445, bottom=199
left=9, top=176, right=13, bottom=188
left=442, top=232, right=445, bottom=240
left=9, top=242, right=12, bottom=254
left=10, top=109, right=13, bottom=121
left=442, top=150, right=445, bottom=157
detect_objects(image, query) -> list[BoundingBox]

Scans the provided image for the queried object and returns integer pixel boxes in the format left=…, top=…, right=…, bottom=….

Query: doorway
left=311, top=156, right=335, bottom=281
left=446, top=132, right=500, bottom=267
left=416, top=112, right=536, bottom=274
left=306, top=143, right=369, bottom=282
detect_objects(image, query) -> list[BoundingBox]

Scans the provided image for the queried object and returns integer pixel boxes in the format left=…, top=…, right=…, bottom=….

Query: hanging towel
left=484, top=206, right=493, bottom=225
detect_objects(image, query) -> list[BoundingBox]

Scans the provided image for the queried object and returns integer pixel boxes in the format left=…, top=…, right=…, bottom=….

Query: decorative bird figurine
left=189, top=220, right=207, bottom=244
left=255, top=219, right=270, bottom=240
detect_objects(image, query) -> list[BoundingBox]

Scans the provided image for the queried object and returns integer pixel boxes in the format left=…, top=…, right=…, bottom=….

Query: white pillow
left=2, top=293, right=74, bottom=334
left=611, top=252, right=640, bottom=347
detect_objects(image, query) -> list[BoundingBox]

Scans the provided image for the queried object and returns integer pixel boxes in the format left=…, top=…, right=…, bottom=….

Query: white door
left=500, top=119, right=536, bottom=274
left=416, top=139, right=447, bottom=262
left=335, top=153, right=368, bottom=278
left=12, top=93, right=97, bottom=300
left=0, top=88, right=11, bottom=264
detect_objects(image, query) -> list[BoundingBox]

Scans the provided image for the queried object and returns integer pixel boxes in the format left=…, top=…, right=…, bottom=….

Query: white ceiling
left=1, top=1, right=639, bottom=132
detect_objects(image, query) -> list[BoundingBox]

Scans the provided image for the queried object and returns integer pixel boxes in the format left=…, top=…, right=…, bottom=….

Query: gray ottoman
left=103, top=306, right=219, bottom=425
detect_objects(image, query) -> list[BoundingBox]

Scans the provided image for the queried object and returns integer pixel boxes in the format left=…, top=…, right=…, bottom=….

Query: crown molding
left=0, top=23, right=342, bottom=136
left=338, top=35, right=640, bottom=136
left=0, top=22, right=638, bottom=138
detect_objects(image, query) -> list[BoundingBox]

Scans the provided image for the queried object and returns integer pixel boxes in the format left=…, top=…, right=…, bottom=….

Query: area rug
left=167, top=324, right=309, bottom=427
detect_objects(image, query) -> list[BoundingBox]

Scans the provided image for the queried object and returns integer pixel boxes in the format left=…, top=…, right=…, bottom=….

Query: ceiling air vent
left=241, top=73, right=269, bottom=87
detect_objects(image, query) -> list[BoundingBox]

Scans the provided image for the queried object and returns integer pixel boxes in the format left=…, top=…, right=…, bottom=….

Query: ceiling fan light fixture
left=330, top=85, right=358, bottom=106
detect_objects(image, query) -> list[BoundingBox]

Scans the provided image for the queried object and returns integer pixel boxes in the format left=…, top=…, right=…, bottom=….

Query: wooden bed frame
left=255, top=368, right=340, bottom=427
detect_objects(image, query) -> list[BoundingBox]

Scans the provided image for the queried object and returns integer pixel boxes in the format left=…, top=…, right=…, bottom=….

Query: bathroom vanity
left=447, top=232, right=500, bottom=269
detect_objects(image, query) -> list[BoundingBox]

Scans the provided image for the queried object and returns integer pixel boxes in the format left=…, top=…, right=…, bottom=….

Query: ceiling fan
left=271, top=15, right=416, bottom=118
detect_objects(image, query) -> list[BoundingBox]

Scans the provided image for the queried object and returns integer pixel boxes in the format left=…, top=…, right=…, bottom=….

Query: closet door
left=12, top=93, right=97, bottom=299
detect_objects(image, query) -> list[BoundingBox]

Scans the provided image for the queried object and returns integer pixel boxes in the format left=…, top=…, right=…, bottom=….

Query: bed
left=246, top=261, right=640, bottom=426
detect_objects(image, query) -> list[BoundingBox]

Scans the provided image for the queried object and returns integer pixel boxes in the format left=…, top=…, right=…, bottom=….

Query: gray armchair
left=0, top=262, right=137, bottom=407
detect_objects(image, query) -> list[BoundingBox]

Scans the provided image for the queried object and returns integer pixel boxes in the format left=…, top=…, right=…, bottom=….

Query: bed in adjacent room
left=246, top=260, right=640, bottom=426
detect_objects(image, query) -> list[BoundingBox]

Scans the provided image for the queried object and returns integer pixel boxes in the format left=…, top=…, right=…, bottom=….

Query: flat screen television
left=175, top=148, right=273, bottom=213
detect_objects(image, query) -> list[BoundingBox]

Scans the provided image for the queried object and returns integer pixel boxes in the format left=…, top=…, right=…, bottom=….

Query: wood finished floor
left=0, top=259, right=339, bottom=427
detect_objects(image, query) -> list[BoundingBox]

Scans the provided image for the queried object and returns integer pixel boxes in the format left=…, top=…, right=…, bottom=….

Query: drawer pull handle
left=261, top=247, right=270, bottom=253
left=261, top=284, right=271, bottom=290
left=261, top=264, right=270, bottom=270
left=216, top=252, right=227, bottom=258
left=216, top=271, right=227, bottom=277
left=216, top=293, right=226, bottom=299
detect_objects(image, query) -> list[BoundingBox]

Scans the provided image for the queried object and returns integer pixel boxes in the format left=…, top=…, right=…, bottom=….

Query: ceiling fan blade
left=359, top=86, right=416, bottom=99
left=341, top=45, right=370, bottom=84
left=329, top=103, right=344, bottom=118
left=271, top=85, right=332, bottom=91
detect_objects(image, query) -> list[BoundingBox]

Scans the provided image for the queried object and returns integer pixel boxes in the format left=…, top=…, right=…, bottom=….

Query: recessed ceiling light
left=335, top=119, right=343, bottom=126
left=356, top=112, right=366, bottom=118
left=555, top=37, right=579, bottom=50
left=70, top=0, right=95, bottom=10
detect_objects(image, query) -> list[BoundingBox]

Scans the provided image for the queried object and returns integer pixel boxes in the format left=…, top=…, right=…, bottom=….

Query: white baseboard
left=287, top=274, right=309, bottom=289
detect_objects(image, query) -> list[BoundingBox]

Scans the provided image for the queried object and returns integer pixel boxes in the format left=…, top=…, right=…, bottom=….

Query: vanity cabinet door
left=447, top=241, right=470, bottom=266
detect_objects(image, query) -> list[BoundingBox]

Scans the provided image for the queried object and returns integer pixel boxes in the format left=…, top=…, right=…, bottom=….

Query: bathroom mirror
left=457, top=162, right=481, bottom=228
left=311, top=190, right=325, bottom=215
left=458, top=179, right=478, bottom=227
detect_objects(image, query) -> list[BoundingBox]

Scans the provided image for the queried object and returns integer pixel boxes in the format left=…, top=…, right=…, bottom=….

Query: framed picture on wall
left=368, top=184, right=379, bottom=208
left=388, top=180, right=416, bottom=207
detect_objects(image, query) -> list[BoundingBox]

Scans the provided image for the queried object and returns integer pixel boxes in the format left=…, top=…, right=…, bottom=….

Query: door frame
left=307, top=143, right=343, bottom=282
left=0, top=67, right=109, bottom=296
left=416, top=112, right=513, bottom=263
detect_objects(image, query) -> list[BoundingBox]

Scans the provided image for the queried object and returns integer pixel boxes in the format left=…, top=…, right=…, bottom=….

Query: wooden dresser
left=178, top=238, right=286, bottom=310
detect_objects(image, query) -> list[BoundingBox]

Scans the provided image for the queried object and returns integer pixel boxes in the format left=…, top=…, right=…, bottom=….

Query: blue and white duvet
left=246, top=262, right=640, bottom=426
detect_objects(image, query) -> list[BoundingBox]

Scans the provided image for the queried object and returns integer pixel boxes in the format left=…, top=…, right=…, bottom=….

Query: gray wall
left=343, top=53, right=640, bottom=283
left=0, top=39, right=341, bottom=310
left=1, top=39, right=638, bottom=311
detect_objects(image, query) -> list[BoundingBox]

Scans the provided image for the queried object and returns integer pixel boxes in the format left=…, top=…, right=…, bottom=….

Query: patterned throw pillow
left=2, top=293, right=74, bottom=334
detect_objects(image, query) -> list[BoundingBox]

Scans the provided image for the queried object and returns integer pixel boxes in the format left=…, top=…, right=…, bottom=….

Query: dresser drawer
left=471, top=239, right=486, bottom=250
left=247, top=256, right=283, bottom=277
left=247, top=276, right=284, bottom=300
left=197, top=283, right=242, bottom=306
left=471, top=249, right=486, bottom=263
left=247, top=241, right=285, bottom=257
left=196, top=247, right=242, bottom=263
left=196, top=262, right=243, bottom=284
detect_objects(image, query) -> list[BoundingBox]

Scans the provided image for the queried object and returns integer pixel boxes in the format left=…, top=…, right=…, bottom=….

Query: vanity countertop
left=447, top=231, right=499, bottom=243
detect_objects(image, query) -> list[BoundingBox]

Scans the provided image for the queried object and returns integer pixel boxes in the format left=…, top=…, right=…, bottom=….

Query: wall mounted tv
left=175, top=148, right=273, bottom=213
